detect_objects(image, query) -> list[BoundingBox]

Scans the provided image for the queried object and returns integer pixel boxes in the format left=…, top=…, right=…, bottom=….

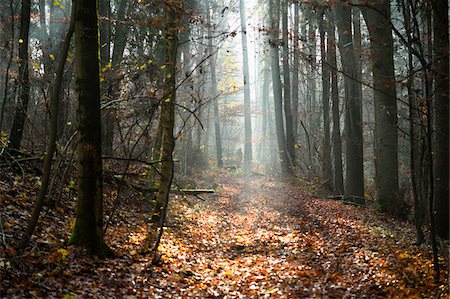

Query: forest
left=0, top=0, right=448, bottom=297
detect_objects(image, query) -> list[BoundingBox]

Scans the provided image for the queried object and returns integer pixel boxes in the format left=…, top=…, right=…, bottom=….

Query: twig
left=0, top=214, right=6, bottom=248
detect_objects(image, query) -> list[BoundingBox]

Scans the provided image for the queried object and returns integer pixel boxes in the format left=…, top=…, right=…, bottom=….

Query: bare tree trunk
left=326, top=10, right=344, bottom=194
left=69, top=0, right=112, bottom=258
left=400, top=0, right=424, bottom=244
left=0, top=0, right=15, bottom=131
left=432, top=0, right=449, bottom=240
left=269, top=0, right=289, bottom=175
left=239, top=0, right=253, bottom=166
left=8, top=0, right=30, bottom=150
left=335, top=1, right=364, bottom=197
left=281, top=0, right=295, bottom=165
left=207, top=1, right=223, bottom=168
left=362, top=1, right=399, bottom=213
left=17, top=1, right=76, bottom=249
left=146, top=5, right=179, bottom=262
left=291, top=3, right=299, bottom=142
left=319, top=11, right=332, bottom=188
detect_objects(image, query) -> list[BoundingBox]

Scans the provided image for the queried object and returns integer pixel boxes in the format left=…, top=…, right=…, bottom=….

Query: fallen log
left=176, top=189, right=215, bottom=195
left=342, top=195, right=366, bottom=207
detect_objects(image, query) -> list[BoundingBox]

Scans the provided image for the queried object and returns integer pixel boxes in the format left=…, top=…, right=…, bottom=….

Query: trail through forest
left=1, top=173, right=448, bottom=298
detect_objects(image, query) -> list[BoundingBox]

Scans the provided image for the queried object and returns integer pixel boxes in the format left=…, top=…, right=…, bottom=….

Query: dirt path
left=2, top=174, right=448, bottom=298
left=145, top=174, right=447, bottom=298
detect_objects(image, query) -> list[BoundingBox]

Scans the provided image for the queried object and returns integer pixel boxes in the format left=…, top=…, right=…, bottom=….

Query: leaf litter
left=1, top=172, right=448, bottom=298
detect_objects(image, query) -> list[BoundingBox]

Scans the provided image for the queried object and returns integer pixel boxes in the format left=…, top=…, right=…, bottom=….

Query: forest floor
left=1, top=169, right=449, bottom=298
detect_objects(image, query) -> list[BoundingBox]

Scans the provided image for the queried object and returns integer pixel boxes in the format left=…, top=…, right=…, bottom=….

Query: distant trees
left=8, top=0, right=30, bottom=150
left=239, top=0, right=253, bottom=167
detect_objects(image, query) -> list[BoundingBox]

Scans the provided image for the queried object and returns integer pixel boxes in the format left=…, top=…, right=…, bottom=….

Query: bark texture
left=362, top=1, right=399, bottom=213
left=69, top=0, right=112, bottom=258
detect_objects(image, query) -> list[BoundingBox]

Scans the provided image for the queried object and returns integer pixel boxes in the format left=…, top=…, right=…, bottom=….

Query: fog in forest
left=0, top=0, right=448, bottom=297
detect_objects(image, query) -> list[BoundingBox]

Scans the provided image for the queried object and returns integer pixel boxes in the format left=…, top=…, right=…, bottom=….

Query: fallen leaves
left=1, top=172, right=448, bottom=298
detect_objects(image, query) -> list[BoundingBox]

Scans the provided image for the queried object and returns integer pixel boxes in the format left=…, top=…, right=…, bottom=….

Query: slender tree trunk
left=281, top=0, right=294, bottom=165
left=335, top=1, right=364, bottom=197
left=327, top=11, right=344, bottom=194
left=239, top=0, right=253, bottom=166
left=147, top=6, right=179, bottom=261
left=292, top=3, right=299, bottom=142
left=306, top=10, right=318, bottom=159
left=269, top=0, right=289, bottom=175
left=319, top=12, right=332, bottom=187
left=99, top=0, right=112, bottom=154
left=0, top=0, right=15, bottom=131
left=38, top=0, right=52, bottom=82
left=432, top=0, right=449, bottom=240
left=401, top=0, right=424, bottom=243
left=207, top=1, right=223, bottom=168
left=103, top=0, right=131, bottom=155
left=260, top=64, right=270, bottom=162
left=17, top=1, right=76, bottom=249
left=8, top=0, right=31, bottom=150
left=69, top=0, right=112, bottom=258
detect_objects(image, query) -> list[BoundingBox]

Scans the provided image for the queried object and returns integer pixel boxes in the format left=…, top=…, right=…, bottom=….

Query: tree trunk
left=319, top=11, right=332, bottom=188
left=362, top=1, right=399, bottom=212
left=150, top=7, right=178, bottom=226
left=207, top=1, right=223, bottom=168
left=335, top=1, right=364, bottom=197
left=291, top=3, right=299, bottom=142
left=401, top=0, right=425, bottom=243
left=259, top=63, right=270, bottom=162
left=69, top=0, right=112, bottom=258
left=8, top=0, right=30, bottom=150
left=239, top=0, right=252, bottom=166
left=281, top=0, right=295, bottom=165
left=0, top=0, right=15, bottom=131
left=432, top=0, right=449, bottom=240
left=326, top=11, right=344, bottom=194
left=103, top=0, right=132, bottom=155
left=18, top=1, right=76, bottom=249
left=269, top=0, right=289, bottom=175
left=99, top=0, right=113, bottom=155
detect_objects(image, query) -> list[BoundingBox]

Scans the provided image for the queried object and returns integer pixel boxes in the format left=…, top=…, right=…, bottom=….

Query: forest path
left=2, top=173, right=447, bottom=298
left=149, top=174, right=446, bottom=298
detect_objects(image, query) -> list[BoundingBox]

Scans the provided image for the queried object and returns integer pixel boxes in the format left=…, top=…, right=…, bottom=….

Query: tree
left=335, top=1, right=364, bottom=197
left=207, top=0, right=223, bottom=168
left=318, top=10, right=332, bottom=188
left=8, top=0, right=30, bottom=150
left=432, top=0, right=449, bottom=240
left=239, top=0, right=252, bottom=166
left=69, top=0, right=112, bottom=258
left=361, top=0, right=399, bottom=213
left=0, top=0, right=16, bottom=132
left=326, top=10, right=344, bottom=194
left=149, top=3, right=179, bottom=220
left=281, top=0, right=295, bottom=165
left=268, top=0, right=289, bottom=175
left=103, top=0, right=133, bottom=155
left=18, top=0, right=76, bottom=249
left=291, top=3, right=299, bottom=142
